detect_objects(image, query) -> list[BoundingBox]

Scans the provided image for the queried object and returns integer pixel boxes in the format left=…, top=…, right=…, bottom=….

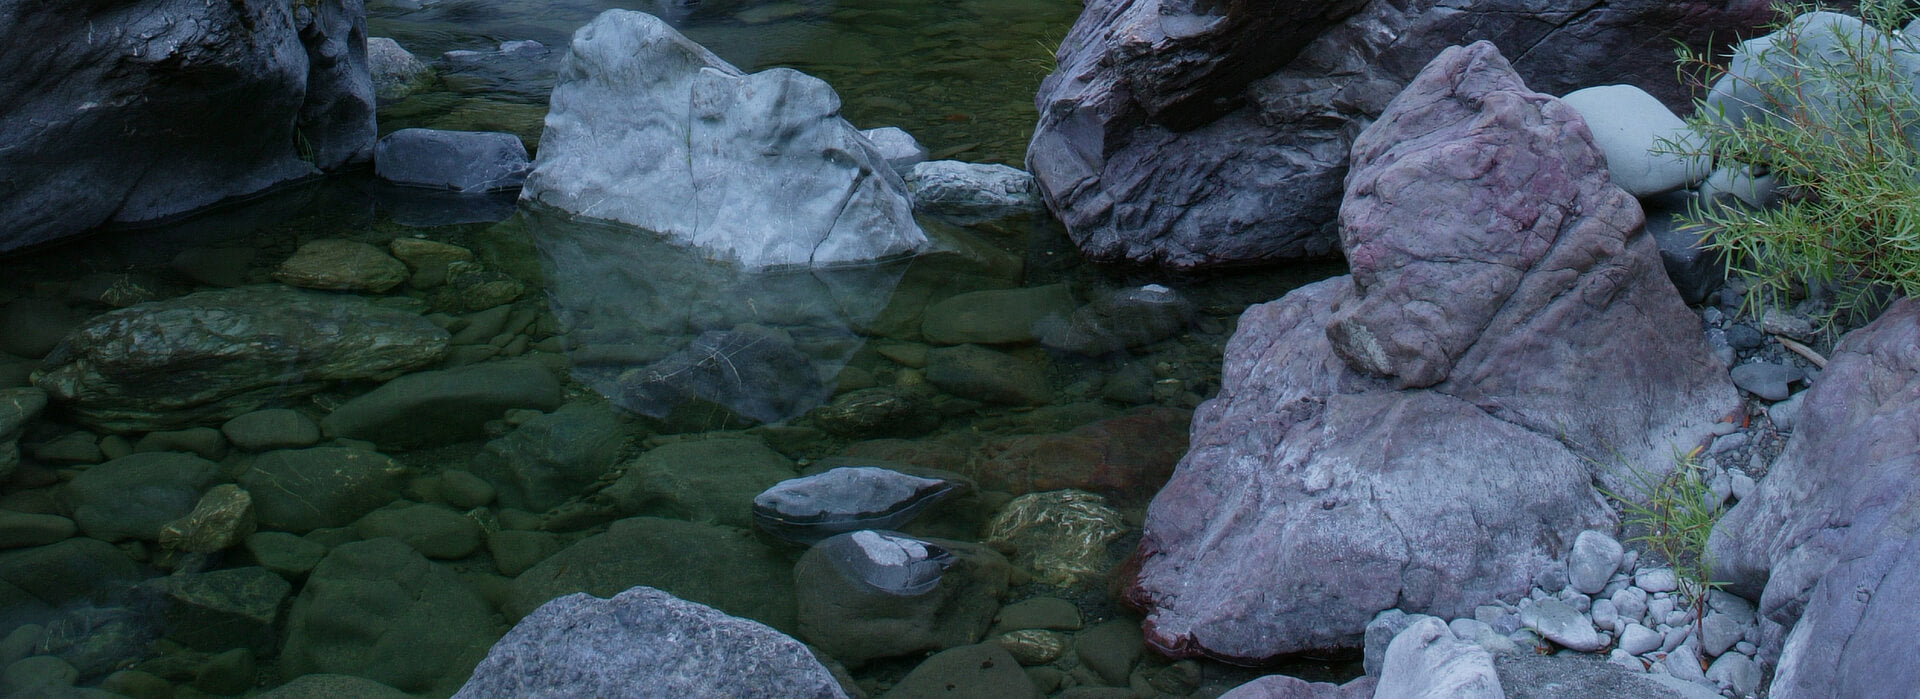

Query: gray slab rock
left=1711, top=298, right=1920, bottom=697
left=456, top=586, right=845, bottom=698
left=322, top=360, right=562, bottom=449
left=35, top=286, right=449, bottom=433
left=1375, top=617, right=1501, bottom=699
left=1025, top=0, right=1771, bottom=269
left=1730, top=361, right=1803, bottom=401
left=524, top=10, right=926, bottom=269
left=1126, top=43, right=1737, bottom=663
left=1559, top=85, right=1708, bottom=197
left=375, top=129, right=531, bottom=192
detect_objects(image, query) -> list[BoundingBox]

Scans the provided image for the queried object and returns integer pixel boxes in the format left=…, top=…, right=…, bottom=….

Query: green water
left=0, top=0, right=1363, bottom=695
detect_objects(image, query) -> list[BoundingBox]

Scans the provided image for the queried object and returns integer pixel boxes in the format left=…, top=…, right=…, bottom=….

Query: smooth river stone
left=819, top=530, right=955, bottom=596
left=753, top=466, right=959, bottom=545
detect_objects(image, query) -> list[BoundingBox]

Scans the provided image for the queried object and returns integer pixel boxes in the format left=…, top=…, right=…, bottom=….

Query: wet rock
left=0, top=387, right=45, bottom=482
left=507, top=517, right=797, bottom=632
left=1129, top=44, right=1738, bottom=663
left=970, top=406, right=1188, bottom=506
left=387, top=238, right=476, bottom=289
left=458, top=586, right=845, bottom=698
left=993, top=597, right=1083, bottom=633
left=368, top=37, right=434, bottom=102
left=887, top=643, right=1039, bottom=698
left=486, top=529, right=562, bottom=577
left=0, top=655, right=78, bottom=695
left=524, top=10, right=925, bottom=268
left=925, top=344, right=1050, bottom=406
left=922, top=284, right=1076, bottom=346
left=257, top=673, right=412, bottom=698
left=808, top=387, right=939, bottom=438
left=37, top=605, right=157, bottom=679
left=221, top=409, right=323, bottom=452
left=1025, top=0, right=1768, bottom=270
left=192, top=647, right=256, bottom=695
left=245, top=531, right=327, bottom=581
left=0, top=538, right=141, bottom=618
left=321, top=360, right=562, bottom=449
left=617, top=325, right=827, bottom=426
left=432, top=262, right=528, bottom=312
left=35, top=286, right=450, bottom=433
left=352, top=502, right=481, bottom=559
left=861, top=126, right=928, bottom=175
left=796, top=531, right=1007, bottom=664
left=273, top=239, right=411, bottom=293
left=58, top=452, right=220, bottom=542
left=152, top=566, right=290, bottom=653
left=375, top=129, right=532, bottom=193
left=0, top=511, right=75, bottom=550
left=1376, top=617, right=1502, bottom=699
left=158, top=484, right=256, bottom=553
left=1038, top=284, right=1195, bottom=356
left=469, top=401, right=625, bottom=512
left=753, top=466, right=960, bottom=545
left=237, top=447, right=407, bottom=534
left=1074, top=620, right=1144, bottom=686
left=603, top=438, right=796, bottom=530
left=1711, top=298, right=1920, bottom=697
left=995, top=630, right=1069, bottom=665
left=31, top=432, right=101, bottom=465
left=1729, top=361, right=1803, bottom=401
left=982, top=490, right=1126, bottom=587
left=281, top=538, right=498, bottom=696
left=905, top=160, right=1042, bottom=223
left=0, top=0, right=372, bottom=252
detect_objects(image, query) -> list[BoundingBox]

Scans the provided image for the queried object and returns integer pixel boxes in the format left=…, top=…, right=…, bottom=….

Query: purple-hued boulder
left=1125, top=42, right=1739, bottom=663
left=1709, top=298, right=1920, bottom=698
left=1027, top=0, right=1771, bottom=270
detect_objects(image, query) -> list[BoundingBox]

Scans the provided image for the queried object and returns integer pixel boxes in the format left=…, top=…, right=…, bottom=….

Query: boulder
left=237, top=447, right=407, bottom=533
left=367, top=37, right=433, bottom=102
left=1038, top=284, right=1195, bottom=356
left=0, top=0, right=373, bottom=252
left=352, top=502, right=482, bottom=559
left=1126, top=43, right=1738, bottom=663
left=58, top=452, right=221, bottom=542
left=457, top=586, right=845, bottom=698
left=281, top=538, right=498, bottom=696
left=157, top=484, right=257, bottom=553
left=523, top=10, right=926, bottom=268
left=507, top=517, right=797, bottom=632
left=805, top=387, right=940, bottom=439
left=35, top=286, right=449, bottom=433
left=982, top=490, right=1127, bottom=587
left=0, top=538, right=141, bottom=620
left=924, top=344, right=1050, bottom=406
left=795, top=532, right=1008, bottom=665
left=1709, top=298, right=1920, bottom=697
left=321, top=360, right=563, bottom=449
left=375, top=129, right=532, bottom=192
left=1558, top=85, right=1709, bottom=197
left=969, top=406, right=1189, bottom=506
left=921, top=284, right=1076, bottom=346
left=884, top=643, right=1039, bottom=698
left=1026, top=0, right=1770, bottom=269
left=468, top=401, right=626, bottom=512
left=221, top=409, right=324, bottom=452
left=904, top=161, right=1043, bottom=223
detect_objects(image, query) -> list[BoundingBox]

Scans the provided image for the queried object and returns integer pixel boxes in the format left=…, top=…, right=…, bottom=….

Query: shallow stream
left=0, top=0, right=1358, bottom=695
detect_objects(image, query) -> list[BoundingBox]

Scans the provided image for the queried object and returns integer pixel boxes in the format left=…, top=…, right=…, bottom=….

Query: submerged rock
left=1038, top=284, right=1195, bottom=356
left=507, top=516, right=797, bottom=632
left=796, top=532, right=1008, bottom=665
left=321, top=360, right=563, bottom=449
left=982, top=490, right=1127, bottom=587
left=238, top=448, right=407, bottom=534
left=616, top=325, right=825, bottom=426
left=1127, top=43, right=1738, bottom=663
left=157, top=484, right=257, bottom=553
left=35, top=286, right=449, bottom=433
left=457, top=586, right=846, bottom=698
left=273, top=239, right=410, bottom=293
left=375, top=129, right=532, bottom=193
left=816, top=530, right=955, bottom=596
left=0, top=388, right=46, bottom=483
left=58, top=452, right=221, bottom=542
left=753, top=466, right=961, bottom=545
left=524, top=10, right=926, bottom=268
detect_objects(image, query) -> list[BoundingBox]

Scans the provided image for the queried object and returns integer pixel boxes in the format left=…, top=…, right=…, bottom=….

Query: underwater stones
left=753, top=466, right=960, bottom=545
left=321, top=360, right=563, bottom=449
left=352, top=502, right=481, bottom=560
left=0, top=511, right=75, bottom=550
left=468, top=401, right=625, bottom=512
left=0, top=537, right=139, bottom=613
left=58, top=452, right=220, bottom=542
left=807, top=387, right=939, bottom=438
left=368, top=37, right=433, bottom=102
left=921, top=284, right=1076, bottom=346
left=281, top=538, right=497, bottom=696
left=237, top=448, right=407, bottom=534
left=860, top=126, right=928, bottom=175
left=158, top=484, right=256, bottom=553
left=221, top=409, right=323, bottom=452
left=387, top=238, right=476, bottom=289
left=525, top=9, right=926, bottom=268
left=507, top=516, right=797, bottom=632
left=925, top=344, right=1050, bottom=406
left=604, top=437, right=796, bottom=529
left=616, top=325, right=826, bottom=426
left=983, top=490, right=1127, bottom=587
left=273, top=239, right=410, bottom=293
left=375, top=129, right=532, bottom=193
left=152, top=566, right=291, bottom=653
left=456, top=586, right=847, bottom=699
left=1038, top=284, right=1195, bottom=356
left=885, top=643, right=1040, bottom=698
left=0, top=388, right=45, bottom=482
left=35, top=286, right=450, bottom=433
left=796, top=532, right=1009, bottom=665
left=971, top=406, right=1188, bottom=506
left=904, top=160, right=1043, bottom=223
left=245, top=531, right=326, bottom=581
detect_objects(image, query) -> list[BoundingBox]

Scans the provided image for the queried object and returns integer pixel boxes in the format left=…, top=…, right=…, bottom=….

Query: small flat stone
left=1519, top=598, right=1606, bottom=652
left=1730, top=361, right=1803, bottom=401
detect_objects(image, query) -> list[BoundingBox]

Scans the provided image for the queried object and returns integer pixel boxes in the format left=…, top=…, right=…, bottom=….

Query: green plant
left=1658, top=0, right=1920, bottom=328
left=1599, top=447, right=1725, bottom=634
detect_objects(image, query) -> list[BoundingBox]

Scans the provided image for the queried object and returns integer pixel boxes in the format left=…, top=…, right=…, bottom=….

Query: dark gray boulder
left=0, top=0, right=373, bottom=253
left=320, top=360, right=563, bottom=449
left=34, top=286, right=449, bottom=433
left=57, top=453, right=221, bottom=542
left=375, top=129, right=532, bottom=192
left=151, top=566, right=291, bottom=654
left=1126, top=43, right=1738, bottom=663
left=1709, top=299, right=1920, bottom=697
left=1026, top=0, right=1771, bottom=269
left=524, top=10, right=926, bottom=268
left=456, top=586, right=846, bottom=698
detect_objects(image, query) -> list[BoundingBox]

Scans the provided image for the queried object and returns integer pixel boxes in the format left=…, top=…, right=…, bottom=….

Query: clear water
left=0, top=0, right=1359, bottom=695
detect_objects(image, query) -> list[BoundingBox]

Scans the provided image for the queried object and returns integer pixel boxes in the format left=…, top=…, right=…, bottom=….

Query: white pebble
left=1637, top=567, right=1679, bottom=593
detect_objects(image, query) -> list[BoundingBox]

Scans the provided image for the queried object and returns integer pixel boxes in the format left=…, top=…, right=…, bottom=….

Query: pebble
left=1611, top=587, right=1649, bottom=621
left=1730, top=472, right=1757, bottom=501
left=1724, top=323, right=1763, bottom=349
left=1590, top=599, right=1618, bottom=631
left=1706, top=652, right=1761, bottom=695
left=1730, top=361, right=1803, bottom=401
left=1661, top=624, right=1691, bottom=653
left=30, top=433, right=101, bottom=465
left=1636, top=567, right=1679, bottom=593
left=1617, top=623, right=1662, bottom=656
left=1665, top=645, right=1707, bottom=684
left=993, top=629, right=1068, bottom=665
left=1735, top=641, right=1756, bottom=656
left=1567, top=530, right=1623, bottom=594
left=1700, top=612, right=1742, bottom=657
left=993, top=597, right=1082, bottom=633
left=221, top=409, right=323, bottom=452
left=1761, top=308, right=1815, bottom=341
left=0, top=510, right=76, bottom=549
left=1608, top=648, right=1645, bottom=671
left=1449, top=618, right=1493, bottom=642
left=1648, top=595, right=1677, bottom=621
left=1769, top=392, right=1806, bottom=430
left=1519, top=598, right=1606, bottom=652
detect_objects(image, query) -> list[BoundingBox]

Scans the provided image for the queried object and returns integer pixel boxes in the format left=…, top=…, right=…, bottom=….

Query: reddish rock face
left=1027, top=0, right=1773, bottom=270
left=1125, top=42, right=1739, bottom=663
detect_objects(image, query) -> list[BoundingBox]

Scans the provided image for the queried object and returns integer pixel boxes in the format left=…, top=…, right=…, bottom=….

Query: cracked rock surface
left=1125, top=42, right=1738, bottom=663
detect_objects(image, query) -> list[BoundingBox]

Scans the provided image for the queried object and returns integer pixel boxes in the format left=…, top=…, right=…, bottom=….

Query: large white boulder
left=523, top=10, right=927, bottom=269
